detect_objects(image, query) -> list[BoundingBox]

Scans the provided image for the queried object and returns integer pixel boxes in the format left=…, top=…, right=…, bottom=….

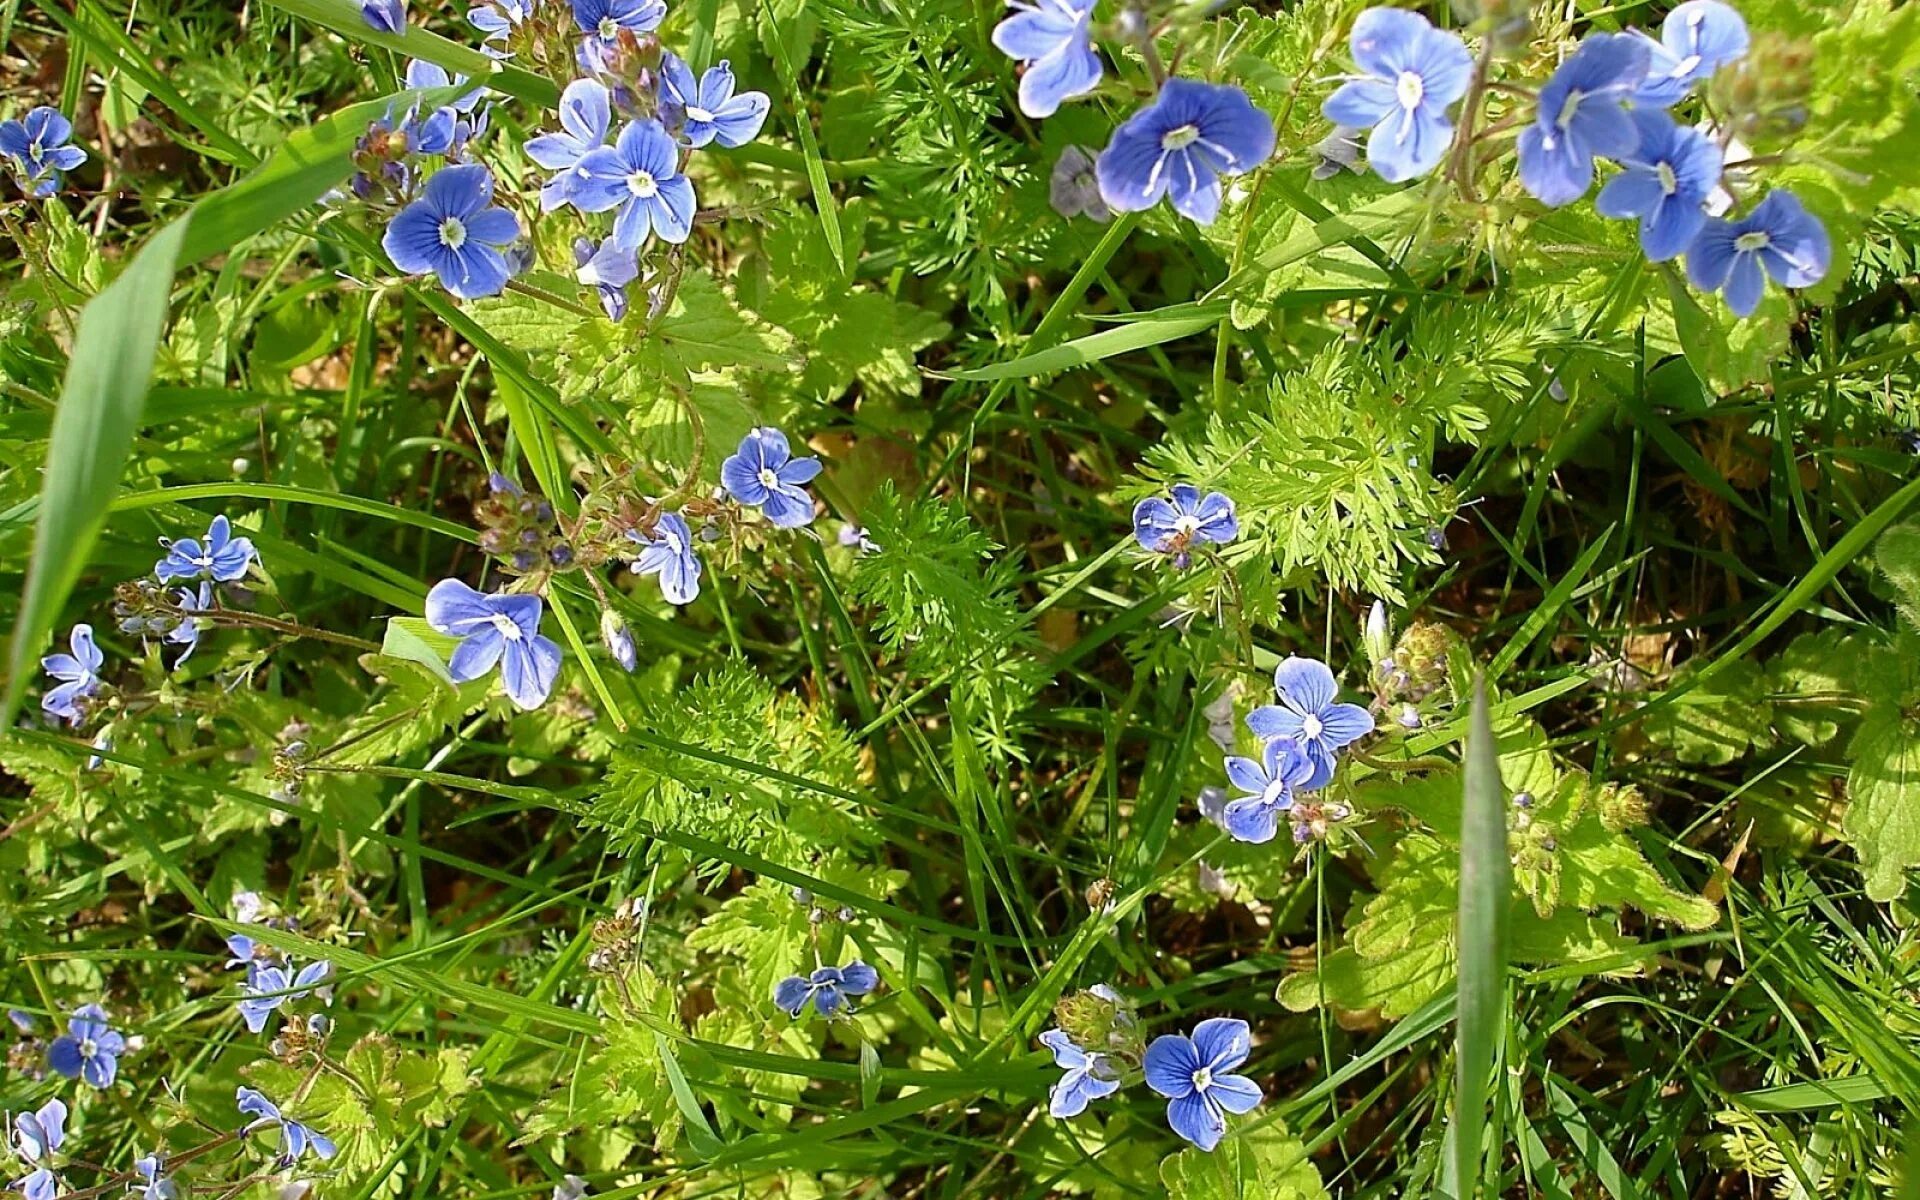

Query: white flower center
left=1734, top=230, right=1771, bottom=252
left=29, top=139, right=43, bottom=157
left=687, top=105, right=714, bottom=123
left=439, top=216, right=468, bottom=250
left=488, top=613, right=523, bottom=642
left=1301, top=713, right=1325, bottom=740
left=626, top=170, right=658, bottom=198
left=662, top=528, right=685, bottom=554
left=1656, top=162, right=1678, bottom=195
left=757, top=467, right=781, bottom=490
left=1557, top=89, right=1585, bottom=130
left=1262, top=778, right=1291, bottom=808
left=1172, top=514, right=1201, bottom=537
left=1160, top=124, right=1200, bottom=151
left=1191, top=1066, right=1213, bottom=1090
left=1395, top=70, right=1424, bottom=110
left=597, top=16, right=619, bottom=38
left=78, top=1037, right=98, bottom=1057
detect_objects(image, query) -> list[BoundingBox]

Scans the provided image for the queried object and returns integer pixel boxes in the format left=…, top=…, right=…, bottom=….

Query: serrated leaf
left=1161, top=1122, right=1328, bottom=1200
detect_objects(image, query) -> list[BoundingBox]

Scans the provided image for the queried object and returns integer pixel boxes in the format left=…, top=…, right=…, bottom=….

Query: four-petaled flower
left=237, top=1087, right=337, bottom=1166
left=1131, top=484, right=1237, bottom=568
left=131, top=1153, right=178, bottom=1200
left=1218, top=737, right=1316, bottom=844
left=156, top=514, right=257, bottom=584
left=1686, top=189, right=1830, bottom=317
left=167, top=582, right=213, bottom=667
left=721, top=428, right=822, bottom=528
left=384, top=164, right=522, bottom=300
left=41, top=623, right=103, bottom=728
left=425, top=579, right=564, bottom=710
left=628, top=512, right=703, bottom=605
left=1633, top=0, right=1749, bottom=107
left=528, top=79, right=612, bottom=212
left=361, top=0, right=406, bottom=33
left=990, top=0, right=1101, bottom=120
left=1321, top=7, right=1472, bottom=184
left=400, top=60, right=488, bottom=158
left=1247, top=657, right=1375, bottom=790
left=1517, top=33, right=1650, bottom=207
left=572, top=0, right=665, bottom=55
left=0, top=107, right=87, bottom=198
left=1595, top=109, right=1722, bottom=262
left=1095, top=79, right=1275, bottom=225
left=47, top=1004, right=124, bottom=1089
left=238, top=960, right=333, bottom=1035
left=9, top=1099, right=65, bottom=1200
left=658, top=53, right=771, bottom=149
left=1038, top=1029, right=1122, bottom=1118
left=574, top=236, right=639, bottom=320
left=773, top=962, right=879, bottom=1018
left=572, top=119, right=697, bottom=251
left=1142, top=1018, right=1262, bottom=1152
left=469, top=0, right=533, bottom=56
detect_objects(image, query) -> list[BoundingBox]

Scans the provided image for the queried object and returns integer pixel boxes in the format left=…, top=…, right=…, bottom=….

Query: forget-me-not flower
left=574, top=236, right=638, bottom=320
left=1595, top=109, right=1722, bottom=261
left=156, top=514, right=257, bottom=584
left=47, top=1004, right=124, bottom=1088
left=1686, top=188, right=1830, bottom=317
left=1633, top=0, right=1749, bottom=107
left=721, top=428, right=822, bottom=528
left=773, top=962, right=879, bottom=1018
left=0, top=107, right=87, bottom=198
left=1142, top=1018, right=1262, bottom=1152
left=1219, top=736, right=1317, bottom=844
left=469, top=0, right=533, bottom=55
left=658, top=53, right=771, bottom=149
left=425, top=579, right=564, bottom=710
left=9, top=1099, right=64, bottom=1200
left=628, top=513, right=702, bottom=605
left=1038, top=1029, right=1123, bottom=1118
left=1246, top=657, right=1375, bottom=790
left=572, top=0, right=665, bottom=56
left=1131, top=484, right=1237, bottom=568
left=572, top=119, right=696, bottom=251
left=237, top=1087, right=337, bottom=1166
left=237, top=960, right=332, bottom=1035
left=1321, top=7, right=1473, bottom=184
left=1094, top=79, right=1275, bottom=225
left=131, top=1154, right=177, bottom=1200
left=1517, top=33, right=1651, bottom=207
left=528, top=79, right=612, bottom=212
left=362, top=0, right=406, bottom=33
left=384, top=164, right=521, bottom=300
left=990, top=0, right=1101, bottom=119
left=41, top=623, right=103, bottom=727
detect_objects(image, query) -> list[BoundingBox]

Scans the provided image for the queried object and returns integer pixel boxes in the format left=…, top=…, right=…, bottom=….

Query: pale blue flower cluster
left=1219, top=657, right=1374, bottom=845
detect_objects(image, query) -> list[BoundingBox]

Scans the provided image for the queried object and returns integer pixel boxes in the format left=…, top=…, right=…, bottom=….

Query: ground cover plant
left=2, top=0, right=1920, bottom=1195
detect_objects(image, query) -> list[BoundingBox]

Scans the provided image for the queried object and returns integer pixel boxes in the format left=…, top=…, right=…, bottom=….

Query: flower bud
left=1362, top=600, right=1392, bottom=668
left=599, top=610, right=637, bottom=673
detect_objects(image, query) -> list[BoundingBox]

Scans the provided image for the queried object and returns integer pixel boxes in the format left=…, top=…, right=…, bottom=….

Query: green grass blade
left=944, top=305, right=1228, bottom=382
left=1450, top=675, right=1511, bottom=1198
left=263, top=0, right=557, bottom=107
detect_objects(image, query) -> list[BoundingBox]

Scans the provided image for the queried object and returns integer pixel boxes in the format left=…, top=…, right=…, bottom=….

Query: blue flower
left=528, top=80, right=612, bottom=212
left=166, top=582, right=212, bottom=667
left=237, top=960, right=332, bottom=1035
left=236, top=1087, right=337, bottom=1166
left=400, top=61, right=488, bottom=158
left=1094, top=79, right=1275, bottom=225
left=1246, top=657, right=1375, bottom=790
left=571, top=119, right=696, bottom=251
left=1037, top=1029, right=1123, bottom=1118
left=225, top=932, right=275, bottom=971
left=383, top=164, right=521, bottom=300
left=9, top=1099, right=64, bottom=1200
left=361, top=0, right=405, bottom=33
left=1142, top=1018, right=1262, bottom=1152
left=572, top=0, right=665, bottom=55
left=41, top=624, right=102, bottom=728
left=990, top=0, right=1100, bottom=119
left=657, top=53, right=771, bottom=149
left=1517, top=34, right=1651, bottom=207
left=1595, top=109, right=1721, bottom=261
left=1321, top=7, right=1472, bottom=184
left=1218, top=737, right=1316, bottom=844
left=0, top=107, right=87, bottom=198
left=627, top=512, right=702, bottom=605
left=600, top=610, right=637, bottom=672
left=46, top=1004, right=124, bottom=1089
left=1633, top=0, right=1749, bottom=107
left=131, top=1153, right=178, bottom=1200
left=469, top=0, right=533, bottom=56
left=721, top=428, right=822, bottom=528
left=1686, top=188, right=1830, bottom=318
left=574, top=236, right=638, bottom=320
left=1131, top=484, right=1237, bottom=568
left=773, top=962, right=879, bottom=1018
left=425, top=580, right=564, bottom=710
left=155, top=514, right=257, bottom=583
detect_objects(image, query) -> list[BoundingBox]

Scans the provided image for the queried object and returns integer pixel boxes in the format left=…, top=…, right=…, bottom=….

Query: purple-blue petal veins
left=572, top=0, right=665, bottom=53
left=658, top=53, right=771, bottom=148
left=1095, top=79, right=1275, bottom=225
left=990, top=0, right=1102, bottom=119
left=361, top=0, right=406, bottom=33
left=1685, top=188, right=1830, bottom=318
left=425, top=579, right=563, bottom=709
left=383, top=164, right=521, bottom=300
left=570, top=119, right=696, bottom=249
left=721, top=428, right=821, bottom=528
left=1594, top=108, right=1721, bottom=262
left=156, top=513, right=258, bottom=583
left=0, top=106, right=88, bottom=197
left=1321, top=7, right=1472, bottom=183
left=1517, top=33, right=1651, bottom=208
left=41, top=623, right=103, bottom=726
left=1143, top=1019, right=1260, bottom=1151
left=1633, top=0, right=1749, bottom=107
left=627, top=512, right=703, bottom=604
left=1131, top=483, right=1238, bottom=564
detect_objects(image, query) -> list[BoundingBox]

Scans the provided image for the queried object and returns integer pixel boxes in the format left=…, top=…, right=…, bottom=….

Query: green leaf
left=1160, top=1122, right=1327, bottom=1200
left=1641, top=658, right=1775, bottom=766
left=264, top=0, right=557, bottom=108
left=945, top=304, right=1227, bottom=382
left=1843, top=640, right=1920, bottom=902
left=1452, top=677, right=1510, bottom=1197
left=379, top=617, right=461, bottom=688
